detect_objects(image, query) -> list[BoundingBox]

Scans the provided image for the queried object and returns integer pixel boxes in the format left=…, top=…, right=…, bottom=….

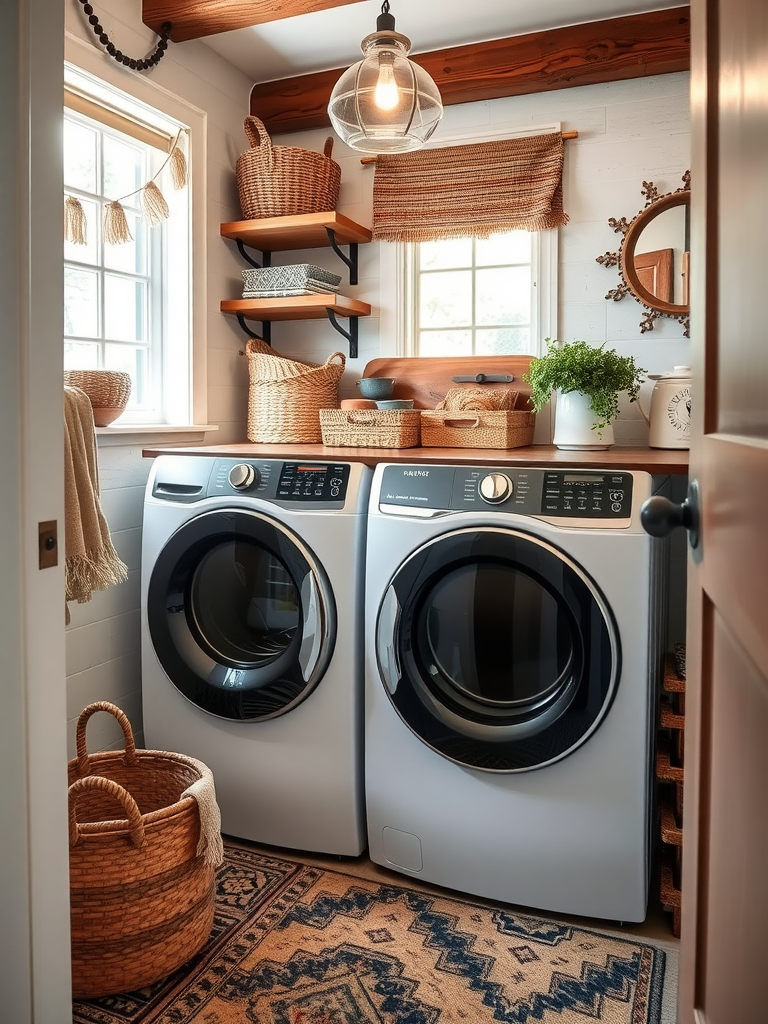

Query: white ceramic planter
left=553, top=390, right=615, bottom=450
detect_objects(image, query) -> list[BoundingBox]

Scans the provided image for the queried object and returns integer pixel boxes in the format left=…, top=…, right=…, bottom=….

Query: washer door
left=147, top=509, right=335, bottom=721
left=376, top=527, right=619, bottom=771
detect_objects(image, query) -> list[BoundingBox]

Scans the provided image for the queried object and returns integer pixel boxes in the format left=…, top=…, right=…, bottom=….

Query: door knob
left=640, top=478, right=699, bottom=548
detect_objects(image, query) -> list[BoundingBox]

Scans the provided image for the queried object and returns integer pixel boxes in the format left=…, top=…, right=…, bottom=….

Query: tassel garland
left=141, top=181, right=170, bottom=226
left=103, top=201, right=133, bottom=244
left=170, top=134, right=188, bottom=190
left=65, top=196, right=88, bottom=245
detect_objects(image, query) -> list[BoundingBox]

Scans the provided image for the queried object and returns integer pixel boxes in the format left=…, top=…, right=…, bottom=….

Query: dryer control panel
left=379, top=465, right=635, bottom=525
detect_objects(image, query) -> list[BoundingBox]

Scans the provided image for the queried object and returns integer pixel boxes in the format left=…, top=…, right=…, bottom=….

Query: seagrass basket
left=320, top=408, right=421, bottom=448
left=236, top=115, right=341, bottom=220
left=63, top=369, right=132, bottom=426
left=420, top=409, right=536, bottom=449
left=245, top=338, right=345, bottom=443
left=68, top=702, right=218, bottom=999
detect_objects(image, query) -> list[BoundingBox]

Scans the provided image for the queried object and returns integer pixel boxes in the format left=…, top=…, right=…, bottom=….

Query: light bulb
left=374, top=53, right=399, bottom=110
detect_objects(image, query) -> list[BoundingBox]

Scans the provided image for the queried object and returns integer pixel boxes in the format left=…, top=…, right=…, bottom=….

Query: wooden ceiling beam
left=249, top=7, right=690, bottom=135
left=143, top=0, right=367, bottom=44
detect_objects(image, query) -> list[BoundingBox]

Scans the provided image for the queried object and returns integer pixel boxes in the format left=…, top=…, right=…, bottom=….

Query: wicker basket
left=68, top=702, right=217, bottom=999
left=236, top=116, right=341, bottom=220
left=320, top=408, right=421, bottom=448
left=246, top=338, right=345, bottom=443
left=63, top=369, right=132, bottom=426
left=420, top=409, right=536, bottom=449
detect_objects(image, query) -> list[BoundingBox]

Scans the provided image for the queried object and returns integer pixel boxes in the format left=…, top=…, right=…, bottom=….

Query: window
left=402, top=228, right=557, bottom=358
left=63, top=68, right=191, bottom=426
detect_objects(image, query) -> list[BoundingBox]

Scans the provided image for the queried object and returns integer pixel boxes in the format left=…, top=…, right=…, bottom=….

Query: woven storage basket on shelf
left=68, top=702, right=218, bottom=999
left=236, top=115, right=341, bottom=220
left=320, top=408, right=421, bottom=448
left=242, top=265, right=341, bottom=295
left=420, top=409, right=536, bottom=449
left=246, top=338, right=345, bottom=443
left=63, top=369, right=132, bottom=426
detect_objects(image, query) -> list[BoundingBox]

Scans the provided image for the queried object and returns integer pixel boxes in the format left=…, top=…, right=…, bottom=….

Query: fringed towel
left=181, top=762, right=225, bottom=868
left=64, top=386, right=128, bottom=622
left=372, top=131, right=569, bottom=242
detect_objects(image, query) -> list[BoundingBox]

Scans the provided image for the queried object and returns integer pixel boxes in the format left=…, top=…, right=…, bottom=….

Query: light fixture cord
left=76, top=1, right=172, bottom=71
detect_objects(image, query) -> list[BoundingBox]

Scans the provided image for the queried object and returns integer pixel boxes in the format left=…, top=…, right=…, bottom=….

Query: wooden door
left=679, top=0, right=768, bottom=1021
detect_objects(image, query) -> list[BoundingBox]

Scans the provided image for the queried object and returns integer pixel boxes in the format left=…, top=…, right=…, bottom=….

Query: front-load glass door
left=377, top=527, right=618, bottom=771
left=148, top=509, right=335, bottom=720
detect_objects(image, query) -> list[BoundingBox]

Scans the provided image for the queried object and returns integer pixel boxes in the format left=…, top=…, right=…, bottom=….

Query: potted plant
left=524, top=339, right=645, bottom=449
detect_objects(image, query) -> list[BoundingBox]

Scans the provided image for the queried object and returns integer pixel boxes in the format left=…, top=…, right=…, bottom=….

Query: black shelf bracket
left=326, top=309, right=358, bottom=359
left=236, top=314, right=271, bottom=346
left=235, top=239, right=272, bottom=270
left=325, top=228, right=359, bottom=285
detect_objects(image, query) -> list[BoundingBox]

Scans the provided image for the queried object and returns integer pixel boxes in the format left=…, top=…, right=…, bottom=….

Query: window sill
left=95, top=424, right=218, bottom=447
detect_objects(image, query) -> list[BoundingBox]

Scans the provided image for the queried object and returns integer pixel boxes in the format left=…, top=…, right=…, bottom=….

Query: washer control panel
left=275, top=462, right=350, bottom=502
left=379, top=465, right=634, bottom=525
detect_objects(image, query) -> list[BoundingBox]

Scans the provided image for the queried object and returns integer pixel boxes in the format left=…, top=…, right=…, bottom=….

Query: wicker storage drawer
left=320, top=408, right=421, bottom=448
left=420, top=409, right=536, bottom=449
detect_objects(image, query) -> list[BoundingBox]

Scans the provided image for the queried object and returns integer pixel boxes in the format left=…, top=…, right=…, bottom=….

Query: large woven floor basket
left=246, top=338, right=345, bottom=443
left=236, top=115, right=341, bottom=219
left=68, top=702, right=217, bottom=999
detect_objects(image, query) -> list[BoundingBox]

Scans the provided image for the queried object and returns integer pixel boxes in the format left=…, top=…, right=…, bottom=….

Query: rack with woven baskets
left=656, top=648, right=686, bottom=936
left=220, top=210, right=372, bottom=358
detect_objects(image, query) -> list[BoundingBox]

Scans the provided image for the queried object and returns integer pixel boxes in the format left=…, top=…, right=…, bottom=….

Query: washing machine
left=141, top=454, right=371, bottom=856
left=365, top=462, right=668, bottom=921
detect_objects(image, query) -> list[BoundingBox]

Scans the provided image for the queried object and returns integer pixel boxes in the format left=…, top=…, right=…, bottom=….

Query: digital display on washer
left=276, top=462, right=350, bottom=502
left=542, top=471, right=632, bottom=518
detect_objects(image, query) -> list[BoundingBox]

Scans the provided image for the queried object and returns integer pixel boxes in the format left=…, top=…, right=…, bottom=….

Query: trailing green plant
left=523, top=339, right=646, bottom=431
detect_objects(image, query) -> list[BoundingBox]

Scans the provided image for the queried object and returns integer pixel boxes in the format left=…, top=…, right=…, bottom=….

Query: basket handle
left=325, top=351, right=346, bottom=367
left=345, top=411, right=377, bottom=424
left=441, top=417, right=481, bottom=429
left=323, top=137, right=335, bottom=158
left=68, top=775, right=145, bottom=848
left=243, top=115, right=273, bottom=166
left=74, top=701, right=139, bottom=778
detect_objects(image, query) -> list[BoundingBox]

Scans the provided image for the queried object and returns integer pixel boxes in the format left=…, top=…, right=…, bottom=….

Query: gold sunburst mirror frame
left=596, top=171, right=691, bottom=337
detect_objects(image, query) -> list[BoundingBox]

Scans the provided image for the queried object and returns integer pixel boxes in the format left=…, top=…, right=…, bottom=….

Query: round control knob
left=479, top=473, right=513, bottom=504
left=228, top=463, right=258, bottom=490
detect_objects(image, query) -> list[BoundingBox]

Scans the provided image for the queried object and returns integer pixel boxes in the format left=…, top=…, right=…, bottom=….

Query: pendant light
left=327, top=1, right=443, bottom=154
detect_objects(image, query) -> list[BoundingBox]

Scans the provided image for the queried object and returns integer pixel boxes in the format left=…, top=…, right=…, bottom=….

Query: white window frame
left=63, top=41, right=208, bottom=432
left=378, top=122, right=561, bottom=360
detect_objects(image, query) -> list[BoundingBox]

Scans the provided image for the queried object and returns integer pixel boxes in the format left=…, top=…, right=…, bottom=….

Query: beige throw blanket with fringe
left=64, top=386, right=128, bottom=622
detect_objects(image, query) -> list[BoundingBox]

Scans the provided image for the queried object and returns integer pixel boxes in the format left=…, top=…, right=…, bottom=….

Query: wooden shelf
left=220, top=211, right=372, bottom=252
left=221, top=294, right=371, bottom=322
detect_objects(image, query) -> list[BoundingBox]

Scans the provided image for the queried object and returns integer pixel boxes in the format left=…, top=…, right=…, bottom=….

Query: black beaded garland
left=76, top=0, right=171, bottom=71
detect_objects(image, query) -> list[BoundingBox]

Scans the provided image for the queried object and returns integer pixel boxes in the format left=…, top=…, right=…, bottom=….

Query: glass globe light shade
left=328, top=30, right=443, bottom=154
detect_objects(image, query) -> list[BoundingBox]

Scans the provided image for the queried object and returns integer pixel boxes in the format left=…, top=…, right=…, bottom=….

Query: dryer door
left=147, top=509, right=335, bottom=721
left=376, top=526, right=619, bottom=771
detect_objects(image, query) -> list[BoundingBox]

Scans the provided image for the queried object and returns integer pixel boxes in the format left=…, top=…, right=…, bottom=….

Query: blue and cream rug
left=73, top=842, right=673, bottom=1023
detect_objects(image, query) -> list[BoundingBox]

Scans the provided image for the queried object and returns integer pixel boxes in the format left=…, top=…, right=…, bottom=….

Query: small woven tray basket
left=236, top=115, right=341, bottom=219
left=420, top=409, right=536, bottom=449
left=320, top=408, right=421, bottom=448
left=68, top=702, right=217, bottom=999
left=246, top=338, right=346, bottom=443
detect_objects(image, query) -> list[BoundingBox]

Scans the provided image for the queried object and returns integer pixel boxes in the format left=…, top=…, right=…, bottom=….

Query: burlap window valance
left=372, top=132, right=568, bottom=242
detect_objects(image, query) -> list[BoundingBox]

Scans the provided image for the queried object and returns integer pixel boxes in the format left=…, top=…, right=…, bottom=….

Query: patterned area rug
left=72, top=843, right=669, bottom=1024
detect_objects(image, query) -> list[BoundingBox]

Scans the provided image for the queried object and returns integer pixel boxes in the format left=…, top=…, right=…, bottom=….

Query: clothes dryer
left=142, top=455, right=371, bottom=855
left=365, top=462, right=668, bottom=921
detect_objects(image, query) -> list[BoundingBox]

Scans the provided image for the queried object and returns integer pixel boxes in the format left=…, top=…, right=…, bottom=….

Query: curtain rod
left=360, top=129, right=578, bottom=164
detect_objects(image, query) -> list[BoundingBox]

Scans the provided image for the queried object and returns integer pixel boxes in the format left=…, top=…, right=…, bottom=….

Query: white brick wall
left=63, top=17, right=690, bottom=755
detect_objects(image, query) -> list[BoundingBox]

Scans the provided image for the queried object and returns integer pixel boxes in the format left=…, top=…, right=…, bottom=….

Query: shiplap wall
left=64, top=41, right=690, bottom=754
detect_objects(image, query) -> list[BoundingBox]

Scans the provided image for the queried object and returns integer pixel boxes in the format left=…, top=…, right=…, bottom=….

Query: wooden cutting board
left=362, top=356, right=534, bottom=409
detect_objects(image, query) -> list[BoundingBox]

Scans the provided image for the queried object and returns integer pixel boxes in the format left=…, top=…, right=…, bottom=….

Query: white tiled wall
left=63, top=7, right=691, bottom=756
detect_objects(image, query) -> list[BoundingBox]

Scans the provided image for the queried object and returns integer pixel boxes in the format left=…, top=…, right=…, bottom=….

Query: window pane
left=420, top=270, right=472, bottom=327
left=477, top=231, right=531, bottom=266
left=63, top=120, right=97, bottom=192
left=105, top=343, right=148, bottom=407
left=103, top=211, right=146, bottom=273
left=104, top=275, right=146, bottom=341
left=476, top=328, right=531, bottom=355
left=64, top=341, right=99, bottom=369
left=103, top=135, right=143, bottom=200
left=476, top=267, right=531, bottom=325
left=420, top=237, right=472, bottom=270
left=419, top=330, right=472, bottom=356
left=64, top=268, right=99, bottom=337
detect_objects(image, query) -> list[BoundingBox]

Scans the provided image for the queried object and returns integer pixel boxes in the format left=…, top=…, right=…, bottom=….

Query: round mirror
left=621, top=190, right=690, bottom=316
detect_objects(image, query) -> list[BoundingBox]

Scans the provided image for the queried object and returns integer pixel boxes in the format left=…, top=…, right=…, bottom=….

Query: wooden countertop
left=142, top=442, right=689, bottom=474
